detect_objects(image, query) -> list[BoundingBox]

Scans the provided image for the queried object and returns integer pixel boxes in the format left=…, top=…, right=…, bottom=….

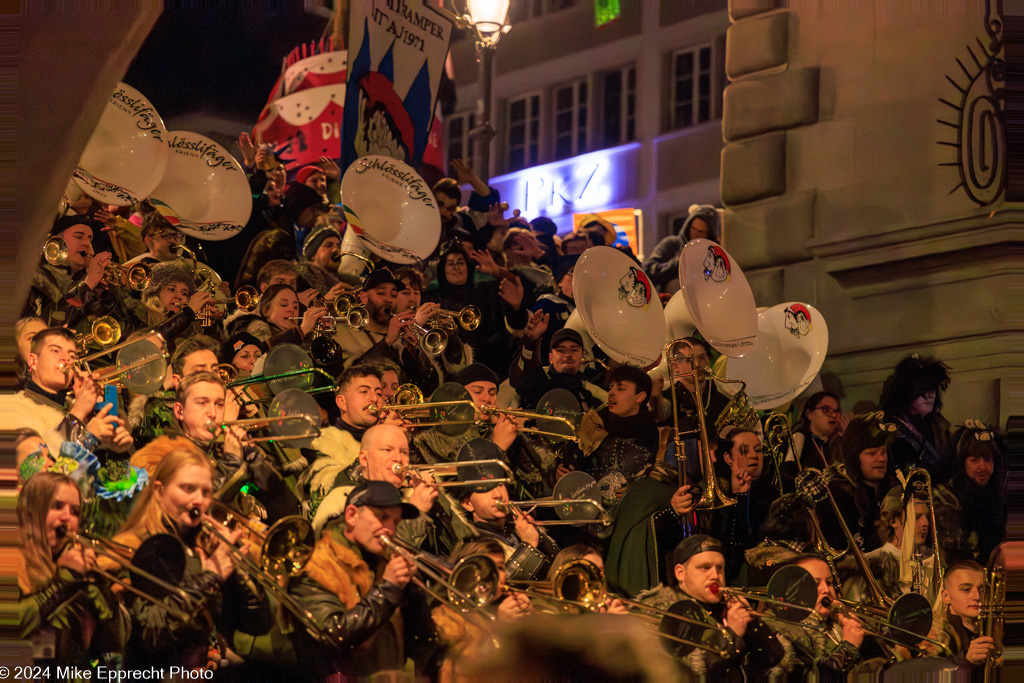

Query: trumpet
left=207, top=415, right=320, bottom=443
left=316, top=293, right=359, bottom=318
left=217, top=363, right=238, bottom=383
left=494, top=499, right=612, bottom=527
left=666, top=338, right=736, bottom=509
left=42, top=237, right=151, bottom=290
left=194, top=510, right=328, bottom=643
left=208, top=285, right=260, bottom=312
left=430, top=305, right=481, bottom=332
left=75, top=316, right=121, bottom=352
left=345, top=308, right=448, bottom=356
left=64, top=530, right=195, bottom=621
left=477, top=405, right=579, bottom=443
left=390, top=460, right=515, bottom=488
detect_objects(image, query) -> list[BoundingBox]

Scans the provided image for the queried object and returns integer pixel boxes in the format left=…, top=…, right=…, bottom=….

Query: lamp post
left=460, top=0, right=511, bottom=184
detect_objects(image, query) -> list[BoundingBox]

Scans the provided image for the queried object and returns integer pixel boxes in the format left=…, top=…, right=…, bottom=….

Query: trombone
left=209, top=415, right=320, bottom=443
left=822, top=594, right=948, bottom=653
left=391, top=459, right=515, bottom=488
left=377, top=534, right=497, bottom=623
left=503, top=558, right=729, bottom=655
left=195, top=510, right=329, bottom=643
left=63, top=351, right=170, bottom=385
left=796, top=466, right=894, bottom=608
left=77, top=330, right=165, bottom=365
left=368, top=397, right=479, bottom=429
left=477, top=405, right=579, bottom=443
left=226, top=366, right=336, bottom=392
left=494, top=499, right=612, bottom=527
left=65, top=530, right=195, bottom=621
left=665, top=338, right=736, bottom=509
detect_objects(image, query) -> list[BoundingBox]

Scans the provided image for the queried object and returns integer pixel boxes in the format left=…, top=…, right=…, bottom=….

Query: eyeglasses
left=813, top=406, right=839, bottom=416
left=156, top=231, right=185, bottom=242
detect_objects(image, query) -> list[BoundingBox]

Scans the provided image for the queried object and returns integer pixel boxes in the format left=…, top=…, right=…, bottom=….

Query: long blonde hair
left=18, top=472, right=80, bottom=593
left=119, top=440, right=214, bottom=540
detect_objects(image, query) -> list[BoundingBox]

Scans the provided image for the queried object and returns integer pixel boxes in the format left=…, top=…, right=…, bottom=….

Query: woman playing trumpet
left=18, top=472, right=128, bottom=668
left=112, top=443, right=271, bottom=670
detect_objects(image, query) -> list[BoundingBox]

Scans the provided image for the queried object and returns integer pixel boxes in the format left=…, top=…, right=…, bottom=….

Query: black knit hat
left=220, top=332, right=267, bottom=363
left=553, top=254, right=579, bottom=283
left=453, top=363, right=499, bottom=387
left=284, top=182, right=327, bottom=224
left=51, top=214, right=99, bottom=236
left=301, top=225, right=342, bottom=261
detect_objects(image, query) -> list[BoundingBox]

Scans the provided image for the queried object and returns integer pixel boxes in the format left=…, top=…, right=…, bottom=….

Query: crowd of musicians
left=14, top=155, right=1008, bottom=679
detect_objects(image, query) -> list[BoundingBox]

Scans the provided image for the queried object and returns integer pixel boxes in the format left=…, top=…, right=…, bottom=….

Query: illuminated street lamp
left=459, top=0, right=511, bottom=183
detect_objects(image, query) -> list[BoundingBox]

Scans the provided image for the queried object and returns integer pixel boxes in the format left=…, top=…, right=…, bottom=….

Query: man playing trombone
left=636, top=534, right=784, bottom=677
left=278, top=481, right=430, bottom=678
left=767, top=553, right=866, bottom=676
left=165, top=371, right=300, bottom=522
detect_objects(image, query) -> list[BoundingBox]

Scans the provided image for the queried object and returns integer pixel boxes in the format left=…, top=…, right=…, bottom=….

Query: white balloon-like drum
left=679, top=238, right=758, bottom=357
left=724, top=302, right=829, bottom=409
left=341, top=155, right=441, bottom=264
left=72, top=82, right=169, bottom=206
left=573, top=246, right=666, bottom=367
left=148, top=131, right=252, bottom=240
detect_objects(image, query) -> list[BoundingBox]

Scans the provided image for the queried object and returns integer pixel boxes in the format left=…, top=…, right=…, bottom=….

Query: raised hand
left=498, top=275, right=524, bottom=310
left=237, top=132, right=257, bottom=168
left=318, top=156, right=342, bottom=182
left=524, top=310, right=549, bottom=341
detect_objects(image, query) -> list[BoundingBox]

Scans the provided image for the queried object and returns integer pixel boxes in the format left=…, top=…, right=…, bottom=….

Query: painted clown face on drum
left=796, top=558, right=837, bottom=619
left=784, top=308, right=811, bottom=338
left=174, top=380, right=226, bottom=442
left=942, top=568, right=985, bottom=622
left=336, top=373, right=383, bottom=429
left=617, top=267, right=649, bottom=307
left=703, top=247, right=729, bottom=283
left=675, top=550, right=726, bottom=603
left=155, top=463, right=214, bottom=529
left=461, top=484, right=510, bottom=525
left=358, top=424, right=409, bottom=487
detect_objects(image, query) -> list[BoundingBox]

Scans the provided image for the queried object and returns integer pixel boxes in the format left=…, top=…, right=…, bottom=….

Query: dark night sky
left=123, top=7, right=328, bottom=124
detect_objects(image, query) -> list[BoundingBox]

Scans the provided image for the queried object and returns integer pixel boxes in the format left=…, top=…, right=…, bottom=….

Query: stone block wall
left=719, top=2, right=1018, bottom=428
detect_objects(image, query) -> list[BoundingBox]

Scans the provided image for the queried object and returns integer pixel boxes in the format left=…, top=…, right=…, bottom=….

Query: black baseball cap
left=347, top=481, right=419, bottom=519
left=362, top=268, right=407, bottom=292
left=550, top=328, right=584, bottom=350
left=672, top=534, right=723, bottom=567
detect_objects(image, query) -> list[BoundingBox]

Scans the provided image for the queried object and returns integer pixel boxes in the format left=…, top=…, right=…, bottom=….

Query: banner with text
left=343, top=0, right=453, bottom=171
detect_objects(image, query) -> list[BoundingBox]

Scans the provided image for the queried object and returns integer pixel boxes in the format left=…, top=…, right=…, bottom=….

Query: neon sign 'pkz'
left=490, top=142, right=640, bottom=217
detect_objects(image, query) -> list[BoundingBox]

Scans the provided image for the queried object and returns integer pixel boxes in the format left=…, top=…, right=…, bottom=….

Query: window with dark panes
left=445, top=112, right=475, bottom=165
left=554, top=79, right=587, bottom=160
left=602, top=65, right=636, bottom=148
left=507, top=94, right=541, bottom=172
left=672, top=45, right=715, bottom=130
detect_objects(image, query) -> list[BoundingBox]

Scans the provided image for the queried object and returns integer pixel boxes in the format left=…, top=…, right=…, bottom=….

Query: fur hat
left=838, top=412, right=897, bottom=476
left=878, top=355, right=952, bottom=415
left=141, top=262, right=195, bottom=312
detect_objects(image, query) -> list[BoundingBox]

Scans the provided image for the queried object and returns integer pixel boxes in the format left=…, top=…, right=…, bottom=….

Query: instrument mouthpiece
left=709, top=583, right=721, bottom=595
left=189, top=508, right=201, bottom=520
left=55, top=524, right=68, bottom=539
